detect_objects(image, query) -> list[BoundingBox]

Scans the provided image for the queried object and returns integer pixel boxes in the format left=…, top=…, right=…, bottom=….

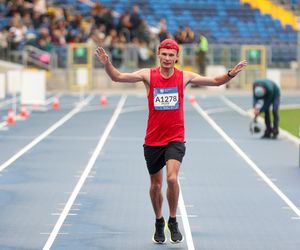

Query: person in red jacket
left=95, top=39, right=247, bottom=244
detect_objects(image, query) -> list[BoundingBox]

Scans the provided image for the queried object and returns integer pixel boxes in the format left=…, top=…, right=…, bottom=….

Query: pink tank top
left=144, top=67, right=185, bottom=146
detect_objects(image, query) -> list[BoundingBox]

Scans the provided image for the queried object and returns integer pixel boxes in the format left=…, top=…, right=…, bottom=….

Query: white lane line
left=177, top=214, right=198, bottom=218
left=205, top=107, right=231, bottom=115
left=178, top=180, right=195, bottom=250
left=121, top=106, right=147, bottom=114
left=42, top=95, right=127, bottom=250
left=280, top=104, right=300, bottom=110
left=58, top=208, right=80, bottom=211
left=220, top=95, right=248, bottom=116
left=192, top=101, right=300, bottom=218
left=185, top=205, right=194, bottom=208
left=0, top=121, right=8, bottom=130
left=0, top=95, right=94, bottom=172
left=58, top=203, right=82, bottom=206
left=40, top=233, right=69, bottom=235
left=51, top=213, right=77, bottom=216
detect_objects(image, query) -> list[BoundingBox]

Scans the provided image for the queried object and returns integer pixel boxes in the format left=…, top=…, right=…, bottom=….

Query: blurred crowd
left=0, top=0, right=203, bottom=65
left=276, top=0, right=300, bottom=12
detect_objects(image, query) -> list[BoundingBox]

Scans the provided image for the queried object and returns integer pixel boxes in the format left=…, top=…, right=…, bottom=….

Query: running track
left=0, top=91, right=299, bottom=250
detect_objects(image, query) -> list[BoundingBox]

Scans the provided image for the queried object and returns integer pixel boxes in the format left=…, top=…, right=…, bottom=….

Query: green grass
left=279, top=108, right=300, bottom=137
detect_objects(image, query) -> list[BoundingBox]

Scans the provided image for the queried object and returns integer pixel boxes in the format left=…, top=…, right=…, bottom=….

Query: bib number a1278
left=154, top=87, right=179, bottom=110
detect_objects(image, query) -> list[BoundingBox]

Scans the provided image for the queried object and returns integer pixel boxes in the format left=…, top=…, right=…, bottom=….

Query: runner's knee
left=150, top=182, right=162, bottom=192
left=167, top=174, right=178, bottom=186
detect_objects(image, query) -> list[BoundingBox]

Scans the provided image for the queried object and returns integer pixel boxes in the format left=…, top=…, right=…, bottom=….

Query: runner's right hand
left=95, top=47, right=110, bottom=65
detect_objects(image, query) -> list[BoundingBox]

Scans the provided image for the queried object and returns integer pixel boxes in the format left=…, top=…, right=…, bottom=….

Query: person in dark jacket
left=253, top=78, right=280, bottom=139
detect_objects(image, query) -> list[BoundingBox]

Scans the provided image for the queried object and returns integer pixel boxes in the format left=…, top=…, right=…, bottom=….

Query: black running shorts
left=143, top=141, right=186, bottom=175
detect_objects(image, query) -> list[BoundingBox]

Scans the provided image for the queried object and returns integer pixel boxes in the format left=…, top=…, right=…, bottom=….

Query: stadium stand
left=48, top=0, right=297, bottom=57
left=0, top=0, right=298, bottom=67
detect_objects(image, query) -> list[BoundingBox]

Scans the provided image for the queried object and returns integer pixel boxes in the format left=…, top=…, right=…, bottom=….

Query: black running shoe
left=272, top=129, right=279, bottom=139
left=152, top=218, right=166, bottom=244
left=261, top=131, right=272, bottom=139
left=167, top=221, right=184, bottom=243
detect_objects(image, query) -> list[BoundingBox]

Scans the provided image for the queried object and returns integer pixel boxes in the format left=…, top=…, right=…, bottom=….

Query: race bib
left=154, top=87, right=179, bottom=110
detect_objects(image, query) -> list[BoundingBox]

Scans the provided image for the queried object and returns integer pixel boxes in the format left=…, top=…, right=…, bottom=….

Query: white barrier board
left=266, top=69, right=281, bottom=88
left=21, top=70, right=46, bottom=105
left=76, top=68, right=88, bottom=86
left=206, top=65, right=227, bottom=90
left=7, top=70, right=22, bottom=94
left=0, top=73, right=5, bottom=99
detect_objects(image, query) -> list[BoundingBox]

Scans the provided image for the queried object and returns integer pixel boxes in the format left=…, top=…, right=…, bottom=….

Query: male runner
left=95, top=39, right=247, bottom=244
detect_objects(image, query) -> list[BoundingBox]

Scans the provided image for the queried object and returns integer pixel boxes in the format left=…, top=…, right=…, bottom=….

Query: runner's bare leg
left=150, top=169, right=163, bottom=219
left=166, top=159, right=180, bottom=217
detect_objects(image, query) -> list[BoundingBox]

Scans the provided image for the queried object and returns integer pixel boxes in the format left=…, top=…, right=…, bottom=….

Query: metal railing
left=0, top=43, right=297, bottom=70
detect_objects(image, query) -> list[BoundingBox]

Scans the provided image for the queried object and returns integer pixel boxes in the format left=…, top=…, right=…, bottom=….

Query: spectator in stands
left=158, top=26, right=172, bottom=42
left=174, top=26, right=184, bottom=44
left=87, top=24, right=106, bottom=45
left=104, top=28, right=125, bottom=67
left=117, top=11, right=132, bottom=42
left=91, top=2, right=104, bottom=27
left=104, top=8, right=115, bottom=33
left=81, top=17, right=94, bottom=40
left=133, top=38, right=153, bottom=67
left=181, top=26, right=195, bottom=55
left=31, top=11, right=43, bottom=29
left=37, top=14, right=51, bottom=30
left=182, top=26, right=195, bottom=44
left=37, top=37, right=52, bottom=52
left=51, top=29, right=66, bottom=46
left=0, top=27, right=8, bottom=59
left=25, top=32, right=37, bottom=46
left=52, top=19, right=67, bottom=43
left=69, top=13, right=83, bottom=31
left=136, top=19, right=150, bottom=43
left=22, top=11, right=33, bottom=28
left=103, top=28, right=119, bottom=46
left=87, top=29, right=105, bottom=46
left=130, top=5, right=142, bottom=39
left=33, top=0, right=46, bottom=15
left=37, top=29, right=53, bottom=52
left=8, top=16, right=27, bottom=50
left=157, top=18, right=167, bottom=34
left=196, top=32, right=208, bottom=76
left=95, top=39, right=247, bottom=245
left=6, top=0, right=27, bottom=17
left=252, top=78, right=281, bottom=139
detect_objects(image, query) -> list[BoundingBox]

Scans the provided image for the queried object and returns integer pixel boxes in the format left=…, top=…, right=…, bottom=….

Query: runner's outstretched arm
left=184, top=60, right=247, bottom=87
left=95, top=47, right=149, bottom=83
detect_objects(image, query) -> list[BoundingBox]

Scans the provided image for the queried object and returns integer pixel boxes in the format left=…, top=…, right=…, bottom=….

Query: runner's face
left=158, top=48, right=178, bottom=68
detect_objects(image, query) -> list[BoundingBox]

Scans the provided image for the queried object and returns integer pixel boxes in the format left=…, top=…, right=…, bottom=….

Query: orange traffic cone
left=100, top=95, right=107, bottom=106
left=52, top=96, right=60, bottom=110
left=6, top=109, right=16, bottom=125
left=19, top=105, right=29, bottom=119
left=189, top=94, right=196, bottom=104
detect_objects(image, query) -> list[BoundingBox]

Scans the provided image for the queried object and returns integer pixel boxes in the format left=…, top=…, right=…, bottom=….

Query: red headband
left=158, top=39, right=179, bottom=53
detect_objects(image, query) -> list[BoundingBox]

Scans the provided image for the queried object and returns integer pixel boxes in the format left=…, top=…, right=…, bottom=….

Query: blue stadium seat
left=46, top=0, right=299, bottom=64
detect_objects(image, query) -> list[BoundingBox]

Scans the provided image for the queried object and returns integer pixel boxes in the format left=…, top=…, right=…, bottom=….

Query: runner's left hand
left=229, top=60, right=248, bottom=76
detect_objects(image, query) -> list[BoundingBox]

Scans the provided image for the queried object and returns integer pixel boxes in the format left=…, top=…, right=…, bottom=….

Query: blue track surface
left=0, top=92, right=299, bottom=250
